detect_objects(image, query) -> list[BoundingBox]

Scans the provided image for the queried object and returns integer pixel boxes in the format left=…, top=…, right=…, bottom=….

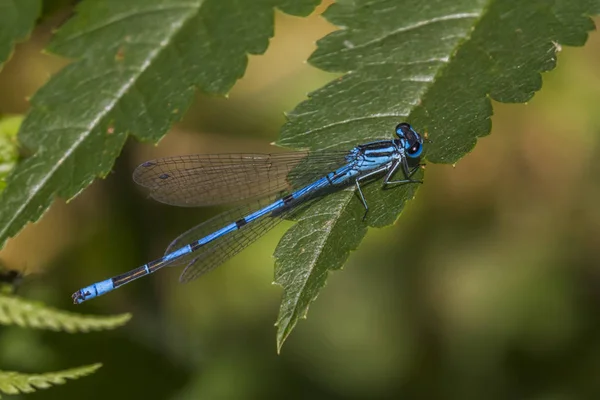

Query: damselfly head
left=395, top=123, right=423, bottom=158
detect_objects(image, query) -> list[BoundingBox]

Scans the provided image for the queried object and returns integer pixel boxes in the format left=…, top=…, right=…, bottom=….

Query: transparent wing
left=163, top=196, right=278, bottom=267
left=179, top=211, right=285, bottom=283
left=133, top=151, right=349, bottom=207
left=160, top=196, right=314, bottom=283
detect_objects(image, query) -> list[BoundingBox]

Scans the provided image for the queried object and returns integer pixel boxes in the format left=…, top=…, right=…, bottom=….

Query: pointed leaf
left=0, top=293, right=131, bottom=332
left=0, top=0, right=41, bottom=69
left=274, top=0, right=600, bottom=348
left=0, top=364, right=101, bottom=398
left=0, top=0, right=320, bottom=248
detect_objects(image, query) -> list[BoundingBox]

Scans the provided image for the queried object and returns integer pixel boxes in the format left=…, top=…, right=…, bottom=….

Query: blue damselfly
left=72, top=123, right=424, bottom=303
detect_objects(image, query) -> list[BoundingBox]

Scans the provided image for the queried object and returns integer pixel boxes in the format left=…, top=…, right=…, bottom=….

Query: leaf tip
left=275, top=331, right=287, bottom=354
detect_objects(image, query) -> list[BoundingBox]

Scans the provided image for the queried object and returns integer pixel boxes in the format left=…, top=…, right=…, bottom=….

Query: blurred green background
left=1, top=2, right=600, bottom=399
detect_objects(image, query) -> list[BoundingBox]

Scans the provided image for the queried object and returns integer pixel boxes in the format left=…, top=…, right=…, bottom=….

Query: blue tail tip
left=72, top=279, right=114, bottom=304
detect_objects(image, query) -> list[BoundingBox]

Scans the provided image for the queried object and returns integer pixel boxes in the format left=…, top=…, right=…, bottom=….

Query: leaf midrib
left=284, top=190, right=355, bottom=322
left=324, top=12, right=481, bottom=58
left=57, top=3, right=200, bottom=46
left=1, top=4, right=202, bottom=238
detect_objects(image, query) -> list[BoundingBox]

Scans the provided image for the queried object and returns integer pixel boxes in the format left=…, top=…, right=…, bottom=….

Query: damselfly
left=72, top=123, right=424, bottom=304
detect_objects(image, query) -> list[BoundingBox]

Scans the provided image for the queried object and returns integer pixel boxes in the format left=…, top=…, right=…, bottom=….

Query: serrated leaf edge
left=274, top=190, right=357, bottom=351
left=0, top=293, right=131, bottom=332
left=0, top=363, right=101, bottom=398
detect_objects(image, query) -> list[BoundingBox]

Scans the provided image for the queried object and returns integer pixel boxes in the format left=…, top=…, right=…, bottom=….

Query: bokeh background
left=1, top=2, right=600, bottom=399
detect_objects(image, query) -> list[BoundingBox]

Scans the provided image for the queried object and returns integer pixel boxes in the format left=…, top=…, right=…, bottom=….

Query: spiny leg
left=382, top=159, right=400, bottom=186
left=355, top=179, right=369, bottom=221
left=353, top=165, right=390, bottom=221
left=384, top=158, right=424, bottom=186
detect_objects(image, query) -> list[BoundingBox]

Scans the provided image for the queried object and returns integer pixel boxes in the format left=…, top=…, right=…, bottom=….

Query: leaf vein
left=0, top=4, right=200, bottom=239
left=286, top=192, right=354, bottom=320
left=326, top=12, right=480, bottom=59
left=363, top=57, right=450, bottom=67
left=295, top=113, right=409, bottom=138
left=58, top=3, right=200, bottom=45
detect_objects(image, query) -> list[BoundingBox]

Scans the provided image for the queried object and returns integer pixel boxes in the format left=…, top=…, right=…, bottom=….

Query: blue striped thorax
left=353, top=123, right=423, bottom=165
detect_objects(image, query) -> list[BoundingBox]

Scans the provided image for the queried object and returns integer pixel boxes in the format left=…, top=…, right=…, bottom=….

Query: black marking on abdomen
left=147, top=259, right=166, bottom=273
left=235, top=219, right=247, bottom=229
left=190, top=241, right=203, bottom=252
left=283, top=194, right=294, bottom=205
left=113, top=266, right=148, bottom=287
left=147, top=259, right=161, bottom=269
left=332, top=170, right=347, bottom=181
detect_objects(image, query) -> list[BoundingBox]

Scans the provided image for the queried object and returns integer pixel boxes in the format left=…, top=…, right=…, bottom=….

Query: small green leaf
left=0, top=0, right=320, bottom=248
left=274, top=0, right=600, bottom=348
left=0, top=0, right=41, bottom=69
left=0, top=115, right=22, bottom=193
left=0, top=363, right=101, bottom=398
left=0, top=293, right=131, bottom=332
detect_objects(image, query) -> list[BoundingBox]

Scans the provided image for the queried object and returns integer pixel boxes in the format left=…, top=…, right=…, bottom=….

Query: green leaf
left=0, top=293, right=131, bottom=332
left=0, top=0, right=320, bottom=248
left=274, top=189, right=366, bottom=351
left=0, top=0, right=41, bottom=69
left=0, top=115, right=21, bottom=193
left=0, top=363, right=101, bottom=398
left=274, top=0, right=600, bottom=349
